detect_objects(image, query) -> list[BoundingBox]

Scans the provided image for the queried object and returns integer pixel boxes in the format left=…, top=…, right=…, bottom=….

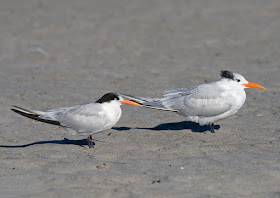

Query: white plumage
left=11, top=93, right=141, bottom=148
left=122, top=71, right=265, bottom=133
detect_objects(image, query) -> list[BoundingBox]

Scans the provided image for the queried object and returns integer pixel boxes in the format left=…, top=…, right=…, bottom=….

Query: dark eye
left=236, top=79, right=240, bottom=82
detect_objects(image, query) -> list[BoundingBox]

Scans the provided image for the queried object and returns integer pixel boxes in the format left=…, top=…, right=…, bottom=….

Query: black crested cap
left=96, top=93, right=120, bottom=103
left=220, top=70, right=234, bottom=80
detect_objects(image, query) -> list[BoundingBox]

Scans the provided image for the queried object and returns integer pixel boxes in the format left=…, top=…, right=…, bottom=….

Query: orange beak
left=243, top=82, right=266, bottom=89
left=120, top=99, right=142, bottom=106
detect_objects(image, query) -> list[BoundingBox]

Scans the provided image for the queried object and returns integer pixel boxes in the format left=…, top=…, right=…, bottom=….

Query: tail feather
left=11, top=106, right=61, bottom=126
left=121, top=94, right=178, bottom=112
left=11, top=105, right=47, bottom=116
left=120, top=94, right=148, bottom=104
left=11, top=105, right=38, bottom=115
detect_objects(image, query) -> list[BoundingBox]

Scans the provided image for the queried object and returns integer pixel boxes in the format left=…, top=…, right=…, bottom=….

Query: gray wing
left=164, top=87, right=196, bottom=94
left=51, top=103, right=108, bottom=133
left=161, top=83, right=232, bottom=117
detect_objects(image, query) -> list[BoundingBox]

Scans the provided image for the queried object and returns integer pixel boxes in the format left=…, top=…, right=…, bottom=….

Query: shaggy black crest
left=220, top=70, right=234, bottom=80
left=96, top=93, right=119, bottom=103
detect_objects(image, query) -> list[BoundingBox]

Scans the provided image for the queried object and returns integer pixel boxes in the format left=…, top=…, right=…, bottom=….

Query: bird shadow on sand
left=0, top=138, right=105, bottom=148
left=113, top=121, right=220, bottom=133
left=1, top=122, right=220, bottom=148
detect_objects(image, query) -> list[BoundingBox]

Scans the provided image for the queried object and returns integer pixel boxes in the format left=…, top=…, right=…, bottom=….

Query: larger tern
left=122, top=70, right=265, bottom=133
left=11, top=93, right=141, bottom=148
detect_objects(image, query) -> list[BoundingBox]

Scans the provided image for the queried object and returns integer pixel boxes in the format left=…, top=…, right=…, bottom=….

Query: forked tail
left=120, top=94, right=178, bottom=112
left=11, top=105, right=61, bottom=126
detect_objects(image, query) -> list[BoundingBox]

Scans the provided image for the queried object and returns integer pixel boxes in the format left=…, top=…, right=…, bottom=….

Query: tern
left=11, top=93, right=141, bottom=148
left=122, top=70, right=265, bottom=133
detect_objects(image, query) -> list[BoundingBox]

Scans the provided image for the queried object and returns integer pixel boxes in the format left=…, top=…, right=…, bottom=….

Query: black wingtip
left=11, top=108, right=61, bottom=126
left=11, top=105, right=37, bottom=115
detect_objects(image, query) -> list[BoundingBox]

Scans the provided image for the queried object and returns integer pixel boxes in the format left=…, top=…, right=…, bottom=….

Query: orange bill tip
left=243, top=82, right=266, bottom=89
left=121, top=99, right=142, bottom=106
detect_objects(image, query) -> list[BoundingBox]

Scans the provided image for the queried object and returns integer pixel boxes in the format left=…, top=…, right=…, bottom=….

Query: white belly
left=186, top=89, right=246, bottom=125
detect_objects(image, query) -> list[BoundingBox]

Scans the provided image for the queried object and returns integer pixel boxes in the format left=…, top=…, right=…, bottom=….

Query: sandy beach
left=0, top=0, right=280, bottom=197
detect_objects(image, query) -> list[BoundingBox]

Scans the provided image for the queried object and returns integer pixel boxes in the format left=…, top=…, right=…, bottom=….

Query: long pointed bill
left=243, top=82, right=266, bottom=89
left=120, top=99, right=142, bottom=106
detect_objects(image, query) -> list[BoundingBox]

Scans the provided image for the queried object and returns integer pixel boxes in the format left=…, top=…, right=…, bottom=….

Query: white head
left=220, top=70, right=265, bottom=89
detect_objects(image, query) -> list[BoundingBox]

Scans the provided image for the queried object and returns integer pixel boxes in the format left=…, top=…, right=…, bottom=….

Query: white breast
left=50, top=101, right=122, bottom=136
left=101, top=101, right=122, bottom=129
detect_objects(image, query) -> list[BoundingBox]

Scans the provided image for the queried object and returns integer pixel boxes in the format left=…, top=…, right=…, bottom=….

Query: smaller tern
left=11, top=93, right=141, bottom=148
left=122, top=70, right=265, bottom=133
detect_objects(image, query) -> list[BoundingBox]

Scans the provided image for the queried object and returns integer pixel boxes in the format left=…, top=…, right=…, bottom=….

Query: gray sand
left=0, top=0, right=280, bottom=197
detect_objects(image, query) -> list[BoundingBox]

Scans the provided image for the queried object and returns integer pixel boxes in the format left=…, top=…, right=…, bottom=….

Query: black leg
left=87, top=135, right=94, bottom=148
left=210, top=123, right=215, bottom=133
